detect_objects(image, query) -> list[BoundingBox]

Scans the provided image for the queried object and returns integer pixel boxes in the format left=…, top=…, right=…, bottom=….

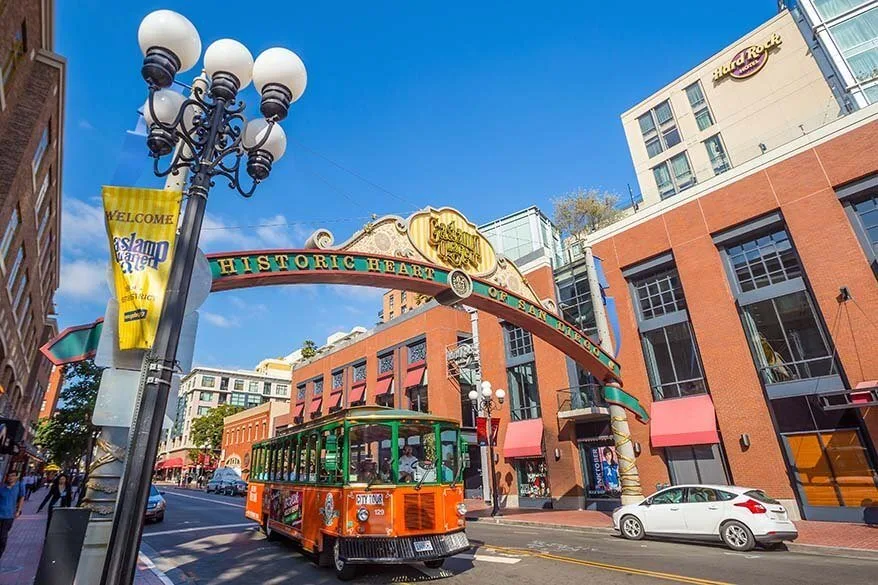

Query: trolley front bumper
left=339, top=531, right=470, bottom=564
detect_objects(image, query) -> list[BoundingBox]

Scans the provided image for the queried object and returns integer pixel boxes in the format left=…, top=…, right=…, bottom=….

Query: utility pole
left=584, top=245, right=643, bottom=504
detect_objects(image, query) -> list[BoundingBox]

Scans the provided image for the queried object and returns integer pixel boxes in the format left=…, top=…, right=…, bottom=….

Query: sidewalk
left=0, top=486, right=170, bottom=585
left=464, top=499, right=878, bottom=558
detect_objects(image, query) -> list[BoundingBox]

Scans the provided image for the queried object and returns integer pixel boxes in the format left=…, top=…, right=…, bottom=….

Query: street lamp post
left=100, top=10, right=307, bottom=585
left=468, top=381, right=505, bottom=517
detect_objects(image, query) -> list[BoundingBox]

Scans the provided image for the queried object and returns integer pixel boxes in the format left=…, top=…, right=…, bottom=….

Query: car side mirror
left=642, top=499, right=651, bottom=507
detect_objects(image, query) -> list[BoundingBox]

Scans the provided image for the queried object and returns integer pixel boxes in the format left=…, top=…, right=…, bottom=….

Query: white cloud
left=61, top=198, right=106, bottom=257
left=78, top=119, right=94, bottom=130
left=201, top=311, right=239, bottom=328
left=328, top=284, right=386, bottom=302
left=198, top=213, right=313, bottom=252
left=58, top=259, right=109, bottom=300
left=227, top=295, right=267, bottom=314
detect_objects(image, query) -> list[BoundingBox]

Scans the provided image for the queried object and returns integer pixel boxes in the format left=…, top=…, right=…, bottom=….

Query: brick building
left=0, top=0, right=64, bottom=468
left=221, top=401, right=290, bottom=479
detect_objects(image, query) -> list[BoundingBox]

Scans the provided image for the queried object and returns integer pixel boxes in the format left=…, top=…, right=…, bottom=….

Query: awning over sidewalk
left=375, top=376, right=393, bottom=396
left=650, top=394, right=720, bottom=448
left=502, top=419, right=544, bottom=458
left=405, top=366, right=426, bottom=388
left=350, top=382, right=366, bottom=403
left=156, top=457, right=184, bottom=470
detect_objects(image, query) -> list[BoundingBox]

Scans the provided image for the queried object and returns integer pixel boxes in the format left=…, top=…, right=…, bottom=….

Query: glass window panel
left=695, top=108, right=714, bottom=131
left=704, top=135, right=729, bottom=174
left=830, top=7, right=878, bottom=83
left=670, top=153, right=693, bottom=185
left=638, top=112, right=656, bottom=134
left=398, top=423, right=439, bottom=484
left=407, top=340, right=427, bottom=363
left=353, top=362, right=367, bottom=382
left=378, top=352, right=394, bottom=374
left=632, top=267, right=687, bottom=319
left=516, top=459, right=551, bottom=498
left=650, top=487, right=685, bottom=504
left=0, top=207, right=20, bottom=260
left=507, top=361, right=541, bottom=420
left=654, top=100, right=673, bottom=125
left=646, top=136, right=663, bottom=157
left=852, top=194, right=878, bottom=256
left=685, top=82, right=705, bottom=108
left=653, top=163, right=675, bottom=198
left=662, top=127, right=681, bottom=148
left=815, top=0, right=871, bottom=20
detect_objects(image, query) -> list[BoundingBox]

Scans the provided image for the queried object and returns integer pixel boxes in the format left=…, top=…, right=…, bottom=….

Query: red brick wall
left=223, top=409, right=272, bottom=479
left=594, top=119, right=878, bottom=499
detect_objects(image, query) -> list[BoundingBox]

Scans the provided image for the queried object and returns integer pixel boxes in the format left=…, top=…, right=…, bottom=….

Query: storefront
left=576, top=420, right=622, bottom=511
left=514, top=458, right=551, bottom=507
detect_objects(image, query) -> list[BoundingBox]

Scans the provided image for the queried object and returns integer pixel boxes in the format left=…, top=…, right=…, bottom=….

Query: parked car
left=221, top=478, right=248, bottom=496
left=206, top=467, right=243, bottom=494
left=145, top=484, right=166, bottom=523
left=612, top=484, right=797, bottom=551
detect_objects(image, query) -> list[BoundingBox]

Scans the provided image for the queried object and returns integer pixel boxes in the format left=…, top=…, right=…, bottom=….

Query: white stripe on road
left=455, top=553, right=521, bottom=564
left=162, top=490, right=245, bottom=508
left=143, top=523, right=257, bottom=538
left=138, top=552, right=175, bottom=585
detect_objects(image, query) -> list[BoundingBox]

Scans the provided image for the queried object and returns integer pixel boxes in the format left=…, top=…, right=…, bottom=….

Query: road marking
left=137, top=552, right=175, bottom=585
left=724, top=552, right=761, bottom=559
left=143, top=523, right=256, bottom=537
left=455, top=553, right=521, bottom=564
left=163, top=490, right=245, bottom=508
left=485, top=544, right=733, bottom=585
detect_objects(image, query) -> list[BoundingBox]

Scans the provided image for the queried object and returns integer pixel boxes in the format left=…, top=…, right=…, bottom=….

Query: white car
left=612, top=484, right=797, bottom=551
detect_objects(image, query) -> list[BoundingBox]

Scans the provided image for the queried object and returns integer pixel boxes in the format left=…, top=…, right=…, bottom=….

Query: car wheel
left=332, top=538, right=357, bottom=581
left=620, top=515, right=645, bottom=540
left=424, top=559, right=445, bottom=569
left=721, top=520, right=756, bottom=552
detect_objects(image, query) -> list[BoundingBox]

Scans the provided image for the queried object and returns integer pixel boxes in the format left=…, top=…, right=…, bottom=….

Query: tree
left=189, top=404, right=244, bottom=466
left=35, top=359, right=102, bottom=469
left=301, top=339, right=318, bottom=359
left=552, top=188, right=626, bottom=241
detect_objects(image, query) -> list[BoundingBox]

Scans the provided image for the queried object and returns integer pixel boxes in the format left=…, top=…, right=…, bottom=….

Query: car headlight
left=456, top=503, right=467, bottom=516
left=356, top=507, right=370, bottom=522
left=156, top=500, right=166, bottom=511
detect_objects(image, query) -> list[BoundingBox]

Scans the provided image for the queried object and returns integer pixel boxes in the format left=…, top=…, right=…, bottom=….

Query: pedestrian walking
left=21, top=473, right=32, bottom=501
left=0, top=470, right=24, bottom=561
left=37, top=474, right=73, bottom=535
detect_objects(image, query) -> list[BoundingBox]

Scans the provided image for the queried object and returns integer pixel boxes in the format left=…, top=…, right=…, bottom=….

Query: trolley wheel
left=332, top=538, right=357, bottom=581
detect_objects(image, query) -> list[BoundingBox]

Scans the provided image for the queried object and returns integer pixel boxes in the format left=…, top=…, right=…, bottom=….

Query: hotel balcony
left=556, top=384, right=609, bottom=422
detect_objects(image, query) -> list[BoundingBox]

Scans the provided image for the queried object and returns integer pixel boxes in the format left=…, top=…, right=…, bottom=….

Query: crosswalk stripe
left=143, top=523, right=256, bottom=537
left=455, top=553, right=521, bottom=564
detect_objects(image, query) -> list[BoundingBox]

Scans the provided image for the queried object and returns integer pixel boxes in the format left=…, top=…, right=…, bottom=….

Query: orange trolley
left=245, top=406, right=470, bottom=579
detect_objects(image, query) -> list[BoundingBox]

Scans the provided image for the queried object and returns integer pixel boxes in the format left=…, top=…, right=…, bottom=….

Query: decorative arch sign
left=208, top=207, right=623, bottom=385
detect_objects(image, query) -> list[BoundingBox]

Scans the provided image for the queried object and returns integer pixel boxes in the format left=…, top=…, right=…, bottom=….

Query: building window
left=11, top=270, right=27, bottom=314
left=296, top=384, right=306, bottom=401
left=32, top=125, right=50, bottom=180
left=245, top=380, right=256, bottom=392
left=665, top=445, right=729, bottom=485
left=199, top=391, right=213, bottom=402
left=400, top=291, right=407, bottom=304
left=35, top=170, right=50, bottom=214
left=312, top=378, right=323, bottom=396
left=2, top=22, right=27, bottom=87
left=557, top=271, right=597, bottom=337
left=201, top=375, right=215, bottom=388
left=353, top=362, right=367, bottom=383
left=629, top=262, right=709, bottom=401
left=197, top=406, right=211, bottom=416
left=6, top=246, right=24, bottom=292
left=248, top=394, right=262, bottom=407
left=332, top=370, right=344, bottom=390
left=846, top=191, right=878, bottom=271
left=515, top=459, right=551, bottom=499
left=721, top=226, right=835, bottom=385
left=388, top=294, right=394, bottom=307
left=231, top=379, right=242, bottom=391
left=460, top=384, right=476, bottom=428
left=637, top=100, right=681, bottom=158
left=37, top=199, right=51, bottom=241
left=704, top=134, right=730, bottom=175
left=829, top=6, right=878, bottom=86
left=407, top=386, right=428, bottom=413
left=17, top=294, right=30, bottom=327
left=276, top=384, right=289, bottom=397
left=685, top=81, right=714, bottom=131
left=378, top=352, right=394, bottom=374
left=375, top=391, right=394, bottom=408
left=507, top=362, right=541, bottom=421
left=632, top=267, right=686, bottom=319
left=652, top=152, right=694, bottom=199
left=230, top=393, right=246, bottom=406
left=218, top=377, right=228, bottom=390
left=0, top=207, right=20, bottom=263
left=407, top=340, right=427, bottom=363
left=504, top=324, right=534, bottom=358
left=263, top=381, right=272, bottom=395
left=814, top=0, right=871, bottom=20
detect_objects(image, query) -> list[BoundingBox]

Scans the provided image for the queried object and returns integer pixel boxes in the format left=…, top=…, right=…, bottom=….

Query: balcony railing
left=556, top=384, right=609, bottom=421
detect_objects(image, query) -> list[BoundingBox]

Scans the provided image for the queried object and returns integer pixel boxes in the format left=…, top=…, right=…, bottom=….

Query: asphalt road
left=142, top=487, right=877, bottom=585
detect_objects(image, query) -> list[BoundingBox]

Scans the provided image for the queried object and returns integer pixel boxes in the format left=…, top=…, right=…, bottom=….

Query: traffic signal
left=0, top=418, right=24, bottom=455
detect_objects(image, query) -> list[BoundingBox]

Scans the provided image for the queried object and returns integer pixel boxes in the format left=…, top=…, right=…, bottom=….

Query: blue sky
left=55, top=1, right=778, bottom=369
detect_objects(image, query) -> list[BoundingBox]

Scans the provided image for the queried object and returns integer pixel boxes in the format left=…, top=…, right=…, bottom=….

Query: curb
left=467, top=516, right=878, bottom=560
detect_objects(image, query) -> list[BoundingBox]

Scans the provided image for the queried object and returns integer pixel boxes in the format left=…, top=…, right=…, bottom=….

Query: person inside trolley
left=398, top=445, right=418, bottom=482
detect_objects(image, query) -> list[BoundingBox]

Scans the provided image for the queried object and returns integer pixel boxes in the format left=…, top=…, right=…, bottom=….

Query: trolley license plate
left=414, top=540, right=434, bottom=553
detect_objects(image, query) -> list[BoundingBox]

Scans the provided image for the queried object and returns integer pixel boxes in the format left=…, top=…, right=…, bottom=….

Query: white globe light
left=467, top=390, right=479, bottom=401
left=137, top=10, right=201, bottom=72
left=495, top=389, right=506, bottom=401
left=252, top=48, right=307, bottom=102
left=481, top=381, right=492, bottom=393
left=243, top=118, right=286, bottom=160
left=481, top=386, right=493, bottom=398
left=143, top=88, right=185, bottom=125
left=204, top=38, right=254, bottom=88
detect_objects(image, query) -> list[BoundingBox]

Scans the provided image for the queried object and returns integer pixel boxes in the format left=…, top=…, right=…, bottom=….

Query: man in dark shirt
left=0, top=470, right=24, bottom=560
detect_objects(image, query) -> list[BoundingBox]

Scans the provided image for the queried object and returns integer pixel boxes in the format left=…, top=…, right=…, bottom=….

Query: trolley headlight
left=357, top=507, right=370, bottom=522
left=456, top=503, right=467, bottom=516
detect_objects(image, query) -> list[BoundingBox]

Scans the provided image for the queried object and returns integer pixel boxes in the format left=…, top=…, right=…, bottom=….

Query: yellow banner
left=102, top=186, right=182, bottom=350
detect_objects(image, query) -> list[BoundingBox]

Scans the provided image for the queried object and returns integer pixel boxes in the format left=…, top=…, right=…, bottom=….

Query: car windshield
left=744, top=489, right=780, bottom=505
left=149, top=485, right=159, bottom=497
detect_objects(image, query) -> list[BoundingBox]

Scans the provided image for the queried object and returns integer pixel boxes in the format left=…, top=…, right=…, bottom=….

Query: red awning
left=405, top=366, right=426, bottom=388
left=294, top=403, right=305, bottom=417
left=375, top=376, right=393, bottom=396
left=309, top=398, right=322, bottom=414
left=156, top=457, right=183, bottom=469
left=350, top=383, right=366, bottom=403
left=502, top=419, right=544, bottom=458
left=329, top=391, right=343, bottom=409
left=650, top=394, right=720, bottom=448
